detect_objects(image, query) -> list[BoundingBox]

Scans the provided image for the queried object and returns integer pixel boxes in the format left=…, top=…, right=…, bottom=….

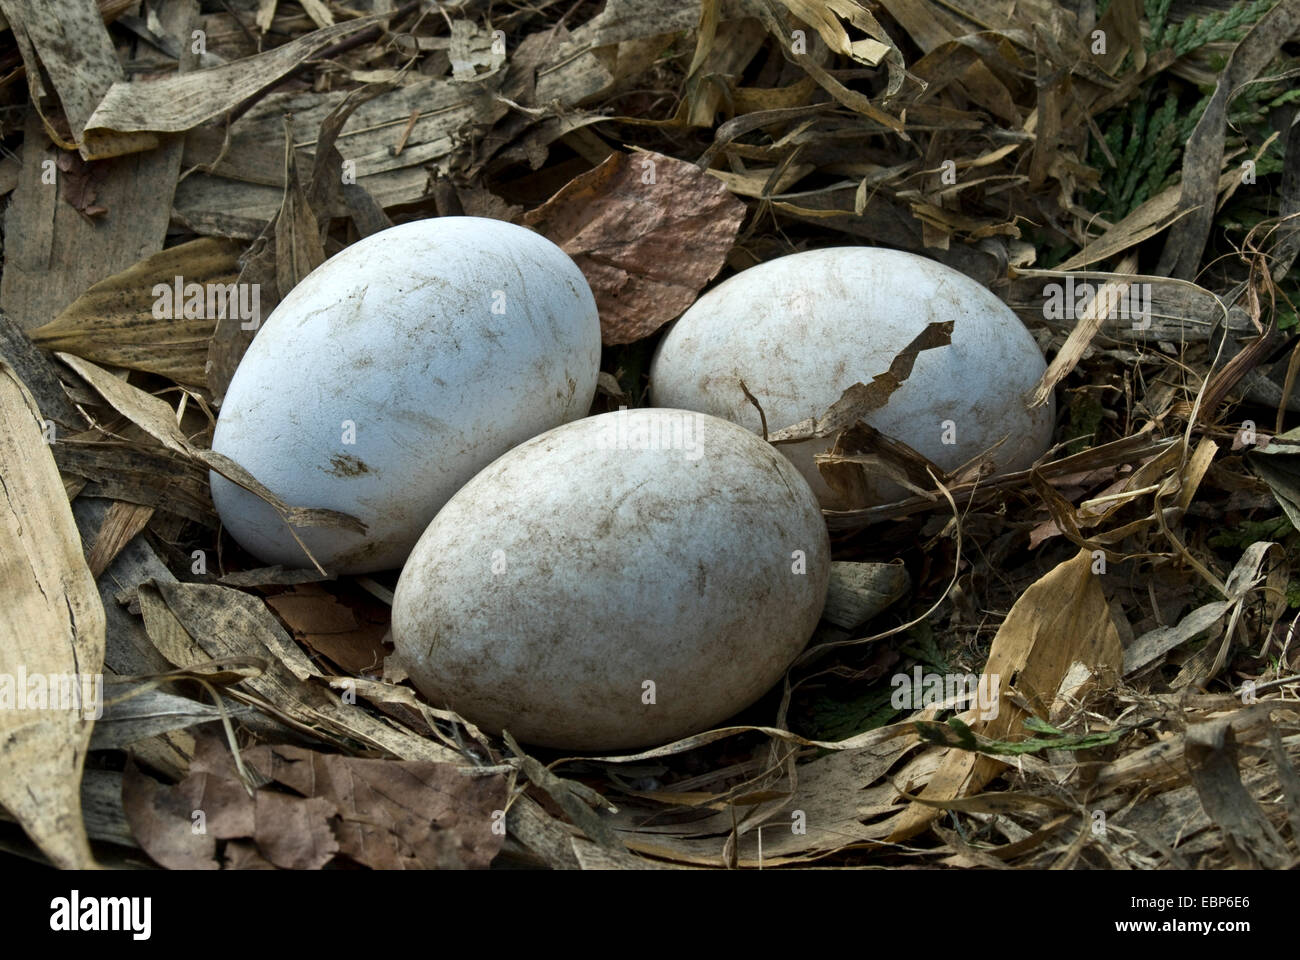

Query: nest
left=0, top=0, right=1298, bottom=870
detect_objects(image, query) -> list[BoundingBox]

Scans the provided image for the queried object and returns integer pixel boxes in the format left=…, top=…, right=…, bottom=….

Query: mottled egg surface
left=650, top=246, right=1054, bottom=507
left=392, top=408, right=831, bottom=751
left=211, top=217, right=601, bottom=573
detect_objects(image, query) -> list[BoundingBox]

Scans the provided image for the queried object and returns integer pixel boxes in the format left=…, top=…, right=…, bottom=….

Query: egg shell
left=391, top=408, right=831, bottom=751
left=210, top=217, right=601, bottom=573
left=649, top=247, right=1054, bottom=507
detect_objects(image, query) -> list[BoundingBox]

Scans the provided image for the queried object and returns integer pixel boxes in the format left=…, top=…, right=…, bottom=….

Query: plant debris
left=0, top=0, right=1298, bottom=872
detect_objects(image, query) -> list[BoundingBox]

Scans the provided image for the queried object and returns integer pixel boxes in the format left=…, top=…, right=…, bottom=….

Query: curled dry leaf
left=768, top=319, right=955, bottom=443
left=264, top=582, right=389, bottom=676
left=207, top=85, right=393, bottom=400
left=136, top=581, right=464, bottom=764
left=1184, top=719, right=1292, bottom=868
left=0, top=0, right=135, bottom=152
left=821, top=560, right=911, bottom=629
left=0, top=309, right=80, bottom=426
left=1155, top=0, right=1300, bottom=279
left=522, top=150, right=746, bottom=345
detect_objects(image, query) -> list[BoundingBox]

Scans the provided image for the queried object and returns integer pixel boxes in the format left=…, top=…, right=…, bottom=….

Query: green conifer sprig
left=1087, top=1, right=1287, bottom=221
left=1147, top=0, right=1276, bottom=56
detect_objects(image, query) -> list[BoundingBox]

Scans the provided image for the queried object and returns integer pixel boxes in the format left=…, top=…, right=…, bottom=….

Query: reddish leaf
left=522, top=151, right=745, bottom=345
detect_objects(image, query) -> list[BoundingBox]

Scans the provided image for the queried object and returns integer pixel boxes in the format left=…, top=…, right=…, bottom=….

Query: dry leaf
left=243, top=742, right=509, bottom=869
left=121, top=756, right=222, bottom=869
left=57, top=353, right=365, bottom=566
left=768, top=320, right=955, bottom=443
left=56, top=153, right=109, bottom=217
left=1184, top=720, right=1292, bottom=868
left=0, top=0, right=138, bottom=153
left=81, top=16, right=385, bottom=158
left=125, top=733, right=507, bottom=869
left=0, top=309, right=80, bottom=426
left=264, top=582, right=389, bottom=675
left=137, top=581, right=465, bottom=763
left=522, top=150, right=746, bottom=345
left=0, top=362, right=106, bottom=869
left=1156, top=0, right=1300, bottom=279
left=889, top=548, right=1122, bottom=840
left=206, top=86, right=393, bottom=399
left=30, top=238, right=243, bottom=389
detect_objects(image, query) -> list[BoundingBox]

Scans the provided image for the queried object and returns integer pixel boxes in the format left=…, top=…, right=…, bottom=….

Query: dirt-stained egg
left=391, top=408, right=831, bottom=751
left=210, top=217, right=600, bottom=573
left=649, top=247, right=1054, bottom=507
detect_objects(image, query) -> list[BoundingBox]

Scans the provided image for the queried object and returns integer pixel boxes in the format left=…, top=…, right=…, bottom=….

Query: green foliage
left=1087, top=0, right=1285, bottom=222
left=801, top=622, right=953, bottom=742
left=1146, top=0, right=1276, bottom=57
left=1092, top=87, right=1193, bottom=222
left=899, top=621, right=955, bottom=674
left=803, top=684, right=902, bottom=743
left=914, top=716, right=1127, bottom=755
left=1207, top=514, right=1293, bottom=548
left=1065, top=391, right=1105, bottom=455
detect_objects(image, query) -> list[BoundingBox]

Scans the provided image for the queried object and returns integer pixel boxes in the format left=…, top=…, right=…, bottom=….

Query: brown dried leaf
left=244, top=743, right=509, bottom=869
left=1023, top=254, right=1138, bottom=408
left=137, top=581, right=465, bottom=763
left=1184, top=720, right=1292, bottom=869
left=265, top=583, right=389, bottom=675
left=0, top=362, right=106, bottom=869
left=522, top=150, right=746, bottom=345
left=86, top=500, right=154, bottom=578
left=274, top=118, right=326, bottom=304
left=124, top=739, right=340, bottom=870
left=888, top=548, right=1122, bottom=840
left=0, top=0, right=138, bottom=152
left=53, top=441, right=215, bottom=527
left=1156, top=0, right=1300, bottom=279
left=56, top=153, right=109, bottom=217
left=0, top=309, right=80, bottom=426
left=252, top=792, right=340, bottom=869
left=206, top=84, right=391, bottom=400
left=768, top=320, right=954, bottom=443
left=29, top=237, right=243, bottom=388
left=127, top=732, right=506, bottom=870
left=80, top=16, right=385, bottom=159
left=121, top=756, right=221, bottom=870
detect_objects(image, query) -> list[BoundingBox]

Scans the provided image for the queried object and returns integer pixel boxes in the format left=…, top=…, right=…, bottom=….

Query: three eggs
left=211, top=216, right=1052, bottom=749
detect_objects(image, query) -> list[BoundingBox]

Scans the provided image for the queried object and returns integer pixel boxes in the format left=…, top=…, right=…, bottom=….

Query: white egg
left=391, top=408, right=831, bottom=751
left=650, top=247, right=1054, bottom=508
left=210, top=217, right=600, bottom=573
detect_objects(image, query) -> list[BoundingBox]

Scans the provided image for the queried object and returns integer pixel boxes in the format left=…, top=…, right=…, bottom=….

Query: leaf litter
left=0, top=0, right=1297, bottom=871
